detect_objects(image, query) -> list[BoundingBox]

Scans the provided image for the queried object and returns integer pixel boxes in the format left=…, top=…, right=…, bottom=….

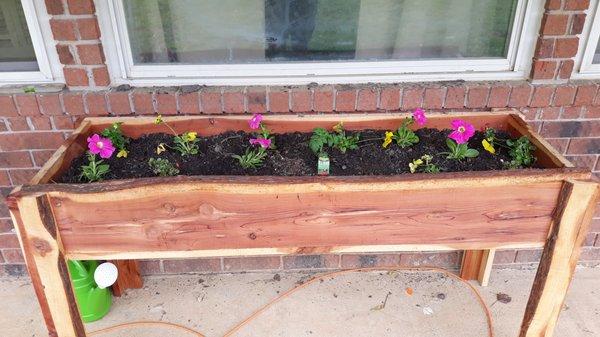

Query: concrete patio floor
left=2, top=267, right=599, bottom=337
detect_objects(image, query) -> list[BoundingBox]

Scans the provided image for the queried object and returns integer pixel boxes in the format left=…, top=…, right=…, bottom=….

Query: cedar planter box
left=7, top=111, right=599, bottom=337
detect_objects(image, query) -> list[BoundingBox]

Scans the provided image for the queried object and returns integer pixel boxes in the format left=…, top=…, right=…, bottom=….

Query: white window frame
left=0, top=0, right=63, bottom=86
left=97, top=0, right=543, bottom=86
left=573, top=0, right=600, bottom=78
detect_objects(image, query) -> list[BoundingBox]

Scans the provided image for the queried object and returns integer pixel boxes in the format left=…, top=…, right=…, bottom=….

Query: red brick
left=14, top=95, right=40, bottom=116
left=566, top=155, right=598, bottom=169
left=268, top=90, right=290, bottom=113
left=580, top=247, right=600, bottom=261
left=0, top=96, right=18, bottom=117
left=92, top=66, right=110, bottom=86
left=540, top=120, right=600, bottom=137
left=178, top=92, right=200, bottom=114
left=76, top=18, right=100, bottom=40
left=29, top=117, right=52, bottom=130
left=38, top=94, right=63, bottom=115
left=77, top=44, right=105, bottom=65
left=131, top=92, right=154, bottom=115
left=85, top=93, right=108, bottom=115
left=545, top=0, right=562, bottom=10
left=515, top=249, right=542, bottom=263
left=64, top=68, right=89, bottom=86
left=399, top=251, right=461, bottom=268
left=200, top=91, right=222, bottom=114
left=223, top=256, right=281, bottom=271
left=0, top=219, right=12, bottom=233
left=51, top=116, right=75, bottom=130
left=553, top=86, right=577, bottom=106
left=541, top=14, right=569, bottom=35
left=67, top=0, right=95, bottom=14
left=422, top=87, right=445, bottom=109
left=508, top=85, right=532, bottom=107
left=574, top=85, right=598, bottom=106
left=31, top=150, right=56, bottom=166
left=341, top=254, right=400, bottom=268
left=9, top=169, right=38, bottom=184
left=583, top=106, right=600, bottom=118
left=554, top=37, right=579, bottom=58
left=493, top=250, right=516, bottom=264
left=314, top=88, right=334, bottom=112
left=45, top=0, right=64, bottom=14
left=335, top=88, right=356, bottom=112
left=401, top=87, right=423, bottom=110
left=356, top=88, right=378, bottom=111
left=379, top=87, right=400, bottom=110
left=222, top=91, right=244, bottom=113
left=62, top=93, right=85, bottom=115
left=282, top=255, right=339, bottom=269
left=567, top=138, right=600, bottom=154
left=539, top=107, right=561, bottom=120
left=6, top=118, right=29, bottom=131
left=56, top=45, right=74, bottom=65
left=570, top=13, right=586, bottom=35
left=561, top=106, right=582, bottom=119
left=50, top=19, right=77, bottom=41
left=291, top=89, right=312, bottom=112
left=521, top=108, right=538, bottom=121
left=0, top=171, right=10, bottom=187
left=156, top=93, right=178, bottom=114
left=0, top=234, right=19, bottom=249
left=564, top=0, right=590, bottom=10
left=487, top=86, right=511, bottom=108
left=530, top=86, right=554, bottom=107
left=531, top=60, right=557, bottom=80
left=163, top=258, right=221, bottom=273
left=466, top=86, right=489, bottom=109
left=558, top=60, right=574, bottom=80
left=107, top=92, right=132, bottom=115
left=0, top=152, right=33, bottom=168
left=138, top=260, right=162, bottom=275
left=444, top=87, right=467, bottom=109
left=2, top=249, right=24, bottom=263
left=545, top=138, right=570, bottom=153
left=246, top=89, right=267, bottom=114
left=535, top=38, right=554, bottom=59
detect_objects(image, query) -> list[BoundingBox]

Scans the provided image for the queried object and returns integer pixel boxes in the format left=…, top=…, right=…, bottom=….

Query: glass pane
left=594, top=36, right=600, bottom=63
left=0, top=0, right=38, bottom=72
left=123, top=0, right=519, bottom=65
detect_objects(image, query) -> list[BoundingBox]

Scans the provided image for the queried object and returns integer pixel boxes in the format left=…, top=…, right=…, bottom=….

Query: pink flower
left=448, top=119, right=475, bottom=144
left=87, top=134, right=115, bottom=158
left=248, top=114, right=263, bottom=130
left=413, top=108, right=427, bottom=126
left=249, top=138, right=271, bottom=148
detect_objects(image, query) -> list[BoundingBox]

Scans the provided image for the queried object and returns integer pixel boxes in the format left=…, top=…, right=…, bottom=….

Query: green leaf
left=464, top=149, right=479, bottom=158
left=446, top=138, right=456, bottom=151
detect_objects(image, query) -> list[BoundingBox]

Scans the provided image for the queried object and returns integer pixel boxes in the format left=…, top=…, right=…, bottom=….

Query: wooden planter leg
left=110, top=260, right=143, bottom=297
left=13, top=195, right=86, bottom=337
left=460, top=249, right=496, bottom=286
left=520, top=180, right=599, bottom=337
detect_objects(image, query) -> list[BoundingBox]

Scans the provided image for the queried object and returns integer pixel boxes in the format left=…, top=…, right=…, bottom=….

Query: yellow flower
left=332, top=122, right=344, bottom=134
left=156, top=143, right=166, bottom=155
left=185, top=132, right=197, bottom=142
left=482, top=139, right=495, bottom=154
left=154, top=115, right=163, bottom=125
left=117, top=149, right=128, bottom=158
left=382, top=131, right=394, bottom=148
left=409, top=159, right=423, bottom=173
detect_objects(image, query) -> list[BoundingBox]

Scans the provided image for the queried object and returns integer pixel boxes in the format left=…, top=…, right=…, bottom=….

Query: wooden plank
left=14, top=195, right=86, bottom=337
left=110, top=260, right=143, bottom=297
left=46, top=181, right=562, bottom=259
left=460, top=249, right=496, bottom=286
left=477, top=249, right=496, bottom=287
left=519, top=180, right=599, bottom=337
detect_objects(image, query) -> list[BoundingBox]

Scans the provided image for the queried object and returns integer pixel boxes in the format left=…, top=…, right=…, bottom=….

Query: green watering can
left=68, top=260, right=118, bottom=322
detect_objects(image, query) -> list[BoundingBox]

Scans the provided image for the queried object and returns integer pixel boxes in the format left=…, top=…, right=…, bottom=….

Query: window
left=575, top=0, right=600, bottom=77
left=0, top=0, right=61, bottom=85
left=99, top=0, right=543, bottom=85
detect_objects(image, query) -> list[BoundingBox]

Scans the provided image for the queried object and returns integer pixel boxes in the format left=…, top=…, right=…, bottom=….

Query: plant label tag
left=318, top=155, right=330, bottom=176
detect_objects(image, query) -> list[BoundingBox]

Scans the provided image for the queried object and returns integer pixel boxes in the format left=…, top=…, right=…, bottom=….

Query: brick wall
left=0, top=0, right=599, bottom=277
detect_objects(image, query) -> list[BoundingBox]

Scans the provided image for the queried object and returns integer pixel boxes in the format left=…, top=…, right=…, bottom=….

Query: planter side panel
left=48, top=181, right=562, bottom=258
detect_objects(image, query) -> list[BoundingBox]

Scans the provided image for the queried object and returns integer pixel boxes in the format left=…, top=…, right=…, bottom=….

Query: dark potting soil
left=57, top=128, right=527, bottom=183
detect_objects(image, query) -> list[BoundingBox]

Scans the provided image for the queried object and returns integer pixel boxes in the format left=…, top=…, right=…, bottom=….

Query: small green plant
left=506, top=136, right=536, bottom=169
left=445, top=139, right=479, bottom=160
left=394, top=118, right=419, bottom=148
left=79, top=153, right=109, bottom=182
left=101, top=122, right=129, bottom=158
left=409, top=154, right=440, bottom=173
left=232, top=148, right=267, bottom=169
left=148, top=157, right=179, bottom=176
left=309, top=122, right=359, bottom=155
left=154, top=115, right=199, bottom=156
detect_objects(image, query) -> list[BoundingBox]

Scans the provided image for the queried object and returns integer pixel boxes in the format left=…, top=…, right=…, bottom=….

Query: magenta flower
left=249, top=138, right=271, bottom=148
left=87, top=134, right=115, bottom=158
left=448, top=119, right=475, bottom=144
left=248, top=114, right=263, bottom=130
left=413, top=108, right=427, bottom=126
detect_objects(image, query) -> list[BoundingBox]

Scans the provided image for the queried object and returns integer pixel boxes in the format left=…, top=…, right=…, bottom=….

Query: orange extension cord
left=89, top=267, right=494, bottom=337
